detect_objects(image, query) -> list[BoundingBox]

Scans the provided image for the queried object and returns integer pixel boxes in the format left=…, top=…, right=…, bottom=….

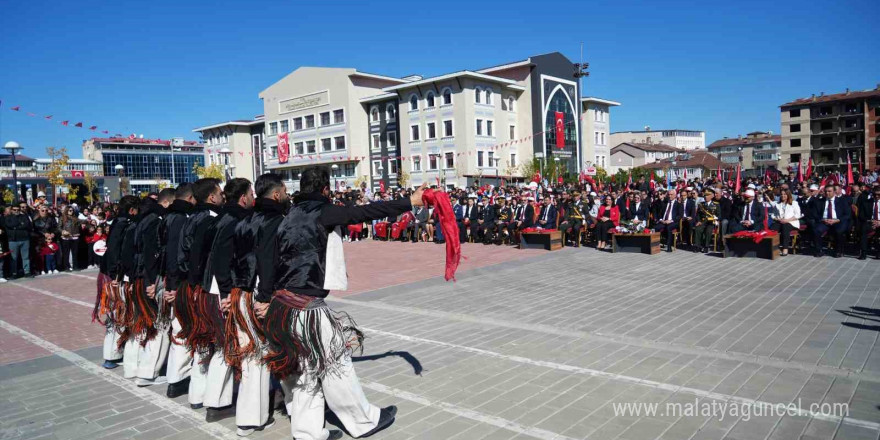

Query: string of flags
left=2, top=100, right=115, bottom=135
left=5, top=98, right=589, bottom=164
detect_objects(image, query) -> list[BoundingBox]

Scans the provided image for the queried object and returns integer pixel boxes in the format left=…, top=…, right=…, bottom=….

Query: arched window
left=485, top=89, right=493, bottom=105
left=507, top=96, right=515, bottom=112
left=474, top=87, right=482, bottom=104
left=425, top=91, right=435, bottom=108
left=409, top=94, right=419, bottom=111
left=370, top=106, right=380, bottom=122
left=386, top=103, right=396, bottom=120
left=442, top=88, right=452, bottom=105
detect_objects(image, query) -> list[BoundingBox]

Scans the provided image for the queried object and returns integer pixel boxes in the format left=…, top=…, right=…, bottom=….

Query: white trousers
left=189, top=351, right=209, bottom=406
left=136, top=331, right=169, bottom=380
left=102, top=324, right=123, bottom=361
left=122, top=338, right=140, bottom=379
left=234, top=293, right=271, bottom=428
left=280, top=313, right=380, bottom=440
left=166, top=316, right=192, bottom=385
left=204, top=349, right=234, bottom=409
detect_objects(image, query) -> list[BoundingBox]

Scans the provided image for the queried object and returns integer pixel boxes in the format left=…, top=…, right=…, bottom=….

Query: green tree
left=193, top=163, right=225, bottom=180
left=83, top=172, right=97, bottom=204
left=46, top=147, right=70, bottom=205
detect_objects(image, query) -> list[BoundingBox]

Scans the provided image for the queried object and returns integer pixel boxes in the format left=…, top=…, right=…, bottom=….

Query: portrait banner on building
left=278, top=132, right=290, bottom=164
left=554, top=111, right=565, bottom=149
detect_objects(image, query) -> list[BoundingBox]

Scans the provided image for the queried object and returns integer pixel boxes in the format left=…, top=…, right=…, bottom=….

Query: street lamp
left=114, top=164, right=125, bottom=199
left=3, top=141, right=23, bottom=203
left=331, top=164, right=339, bottom=191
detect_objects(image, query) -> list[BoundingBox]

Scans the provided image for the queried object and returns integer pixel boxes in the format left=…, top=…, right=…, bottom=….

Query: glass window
left=280, top=120, right=289, bottom=133
left=477, top=151, right=484, bottom=167
left=373, top=161, right=382, bottom=176
left=294, top=142, right=304, bottom=155
left=476, top=119, right=483, bottom=136
left=508, top=96, right=514, bottom=111
left=445, top=152, right=454, bottom=169
left=412, top=155, right=422, bottom=171
left=510, top=153, right=517, bottom=167
left=305, top=115, right=315, bottom=128
left=444, top=120, right=453, bottom=137
left=333, top=109, right=345, bottom=124
left=426, top=92, right=435, bottom=108
left=601, top=133, right=605, bottom=145
left=389, top=159, right=398, bottom=175
left=475, top=88, right=481, bottom=104
left=409, top=95, right=418, bottom=111
left=269, top=122, right=278, bottom=135
left=411, top=125, right=420, bottom=141
left=488, top=151, right=495, bottom=166
left=293, top=117, right=303, bottom=131
left=320, top=112, right=331, bottom=126
left=429, top=154, right=439, bottom=170
left=371, top=107, right=380, bottom=122
left=306, top=140, right=316, bottom=153
left=334, top=136, right=345, bottom=150
left=386, top=104, right=396, bottom=120
left=343, top=163, right=356, bottom=177
left=321, top=138, right=331, bottom=152
left=487, top=120, right=494, bottom=137
left=427, top=122, right=436, bottom=139
left=387, top=131, right=397, bottom=148
left=509, top=125, right=516, bottom=139
left=485, top=89, right=492, bottom=105
left=372, top=134, right=381, bottom=150
left=442, top=89, right=452, bottom=105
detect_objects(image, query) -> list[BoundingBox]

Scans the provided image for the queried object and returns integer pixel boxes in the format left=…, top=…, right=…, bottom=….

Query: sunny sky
left=1, top=0, right=877, bottom=159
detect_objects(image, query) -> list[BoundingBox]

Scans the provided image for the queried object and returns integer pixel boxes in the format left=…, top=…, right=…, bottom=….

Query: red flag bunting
left=74, top=122, right=83, bottom=127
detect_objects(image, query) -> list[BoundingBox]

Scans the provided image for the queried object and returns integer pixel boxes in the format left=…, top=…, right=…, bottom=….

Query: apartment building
left=608, top=142, right=682, bottom=174
left=258, top=67, right=409, bottom=192
left=641, top=150, right=727, bottom=180
left=193, top=116, right=265, bottom=181
left=707, top=131, right=781, bottom=176
left=82, top=137, right=204, bottom=194
left=611, top=128, right=705, bottom=151
left=581, top=97, right=621, bottom=170
left=780, top=86, right=880, bottom=173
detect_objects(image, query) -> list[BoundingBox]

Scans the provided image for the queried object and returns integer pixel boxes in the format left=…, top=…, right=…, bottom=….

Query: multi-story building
left=257, top=52, right=584, bottom=192
left=581, top=97, right=621, bottom=170
left=82, top=137, right=204, bottom=194
left=640, top=150, right=728, bottom=180
left=2, top=154, right=106, bottom=202
left=193, top=116, right=265, bottom=181
left=780, top=86, right=880, bottom=173
left=608, top=142, right=682, bottom=174
left=707, top=131, right=781, bottom=176
left=611, top=128, right=705, bottom=151
left=258, top=67, right=409, bottom=192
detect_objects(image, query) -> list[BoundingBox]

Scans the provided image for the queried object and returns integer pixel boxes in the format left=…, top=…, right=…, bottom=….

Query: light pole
left=114, top=164, right=125, bottom=200
left=331, top=164, right=339, bottom=191
left=103, top=186, right=108, bottom=203
left=553, top=157, right=560, bottom=184
left=3, top=141, right=23, bottom=203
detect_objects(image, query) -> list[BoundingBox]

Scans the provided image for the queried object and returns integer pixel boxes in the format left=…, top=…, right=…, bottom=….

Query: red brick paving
left=0, top=240, right=546, bottom=365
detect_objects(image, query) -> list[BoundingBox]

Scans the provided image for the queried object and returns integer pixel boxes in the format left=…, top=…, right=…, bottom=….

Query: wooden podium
left=723, top=234, right=780, bottom=260
left=612, top=232, right=661, bottom=255
left=520, top=230, right=563, bottom=251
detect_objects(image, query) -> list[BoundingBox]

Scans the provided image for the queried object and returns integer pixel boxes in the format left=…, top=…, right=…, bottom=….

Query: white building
left=611, top=128, right=705, bottom=151
left=193, top=116, right=265, bottom=181
left=580, top=97, right=620, bottom=170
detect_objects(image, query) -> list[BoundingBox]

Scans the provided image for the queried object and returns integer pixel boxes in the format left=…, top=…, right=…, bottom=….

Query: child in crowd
left=85, top=225, right=106, bottom=269
left=40, top=233, right=60, bottom=274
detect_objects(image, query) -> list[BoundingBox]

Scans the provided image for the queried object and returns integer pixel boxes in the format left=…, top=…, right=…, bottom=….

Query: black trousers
left=680, top=219, right=693, bottom=244
left=860, top=222, right=880, bottom=252
left=654, top=222, right=677, bottom=247
left=60, top=238, right=76, bottom=271
left=596, top=220, right=615, bottom=242
left=770, top=222, right=795, bottom=249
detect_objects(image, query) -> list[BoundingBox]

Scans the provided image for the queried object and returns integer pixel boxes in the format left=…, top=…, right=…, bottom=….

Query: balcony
left=811, top=109, right=837, bottom=120
left=841, top=106, right=863, bottom=116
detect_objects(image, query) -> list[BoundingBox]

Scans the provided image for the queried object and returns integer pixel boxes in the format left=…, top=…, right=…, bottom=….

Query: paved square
left=1, top=241, right=879, bottom=439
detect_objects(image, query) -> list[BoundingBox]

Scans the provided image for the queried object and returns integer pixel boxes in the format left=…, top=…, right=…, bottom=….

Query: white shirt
left=774, top=202, right=802, bottom=229
left=824, top=197, right=837, bottom=220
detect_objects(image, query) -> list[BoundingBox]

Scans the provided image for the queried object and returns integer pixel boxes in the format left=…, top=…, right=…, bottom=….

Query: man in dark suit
left=476, top=197, right=496, bottom=243
left=536, top=197, right=557, bottom=229
left=628, top=193, right=649, bottom=231
left=729, top=189, right=764, bottom=233
left=511, top=196, right=536, bottom=236
left=680, top=189, right=698, bottom=250
left=406, top=204, right=429, bottom=242
left=653, top=190, right=683, bottom=251
left=462, top=196, right=479, bottom=242
left=812, top=185, right=852, bottom=258
left=858, top=185, right=880, bottom=260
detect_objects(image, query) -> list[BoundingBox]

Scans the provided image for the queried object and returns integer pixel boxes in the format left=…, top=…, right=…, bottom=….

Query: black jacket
left=32, top=214, right=59, bottom=237
left=718, top=197, right=733, bottom=221
left=627, top=201, right=649, bottom=222
left=657, top=200, right=683, bottom=223
left=734, top=199, right=765, bottom=226
left=160, top=200, right=193, bottom=291
left=120, top=216, right=139, bottom=282
left=1, top=213, right=33, bottom=242
left=252, top=198, right=287, bottom=302
left=133, top=200, right=166, bottom=282
left=275, top=192, right=412, bottom=298
left=102, top=215, right=135, bottom=281
left=859, top=195, right=879, bottom=222
left=206, top=203, right=252, bottom=299
left=177, top=203, right=222, bottom=290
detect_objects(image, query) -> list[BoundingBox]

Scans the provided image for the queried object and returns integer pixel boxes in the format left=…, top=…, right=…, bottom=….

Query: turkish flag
left=71, top=170, right=84, bottom=178
left=61, top=121, right=69, bottom=126
left=11, top=106, right=20, bottom=111
left=806, top=158, right=813, bottom=179
left=379, top=180, right=386, bottom=193
left=734, top=164, right=742, bottom=194
left=89, top=126, right=97, bottom=130
left=74, top=122, right=83, bottom=127
left=554, top=111, right=565, bottom=149
left=277, top=132, right=290, bottom=164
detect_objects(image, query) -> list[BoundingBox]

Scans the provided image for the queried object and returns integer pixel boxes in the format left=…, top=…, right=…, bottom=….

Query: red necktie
left=874, top=201, right=878, bottom=220
left=826, top=200, right=833, bottom=219
left=664, top=202, right=672, bottom=221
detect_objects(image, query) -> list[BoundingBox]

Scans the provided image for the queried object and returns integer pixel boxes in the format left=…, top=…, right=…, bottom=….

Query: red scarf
left=422, top=189, right=461, bottom=281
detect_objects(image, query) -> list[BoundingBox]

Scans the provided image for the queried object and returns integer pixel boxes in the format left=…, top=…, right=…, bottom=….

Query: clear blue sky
left=1, top=0, right=877, bottom=159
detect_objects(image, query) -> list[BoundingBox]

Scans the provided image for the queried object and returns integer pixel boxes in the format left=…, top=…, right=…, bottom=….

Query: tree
left=518, top=158, right=540, bottom=182
left=65, top=184, right=80, bottom=204
left=397, top=168, right=410, bottom=189
left=193, top=163, right=224, bottom=180
left=353, top=174, right=368, bottom=189
left=46, top=147, right=69, bottom=205
left=83, top=172, right=97, bottom=204
left=1, top=187, right=13, bottom=205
